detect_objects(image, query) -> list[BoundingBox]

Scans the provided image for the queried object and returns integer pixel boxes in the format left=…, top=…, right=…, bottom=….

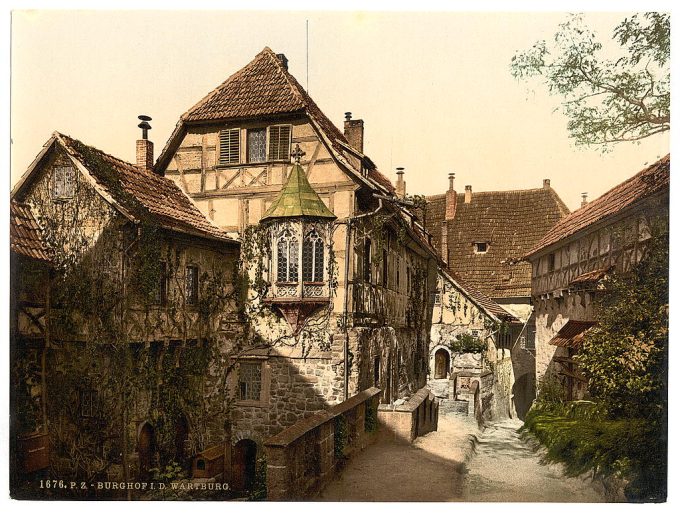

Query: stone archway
left=232, top=439, right=257, bottom=492
left=434, top=348, right=450, bottom=379
left=137, top=422, right=155, bottom=480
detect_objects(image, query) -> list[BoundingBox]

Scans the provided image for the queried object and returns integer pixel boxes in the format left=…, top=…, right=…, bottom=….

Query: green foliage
left=248, top=457, right=268, bottom=501
left=577, top=229, right=668, bottom=419
left=535, top=374, right=568, bottom=406
left=364, top=401, right=378, bottom=433
left=333, top=415, right=349, bottom=460
left=523, top=402, right=666, bottom=501
left=448, top=333, right=486, bottom=354
left=151, top=461, right=187, bottom=483
left=511, top=13, right=669, bottom=148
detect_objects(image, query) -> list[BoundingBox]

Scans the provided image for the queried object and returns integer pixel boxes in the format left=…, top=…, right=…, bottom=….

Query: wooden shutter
left=268, top=125, right=291, bottom=161
left=219, top=128, right=240, bottom=165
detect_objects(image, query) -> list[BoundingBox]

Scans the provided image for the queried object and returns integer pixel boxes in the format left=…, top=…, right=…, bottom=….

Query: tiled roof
left=56, top=133, right=237, bottom=243
left=260, top=162, right=336, bottom=222
left=170, top=47, right=394, bottom=194
left=442, top=270, right=518, bottom=322
left=10, top=200, right=51, bottom=262
left=425, top=187, right=569, bottom=299
left=527, top=155, right=670, bottom=257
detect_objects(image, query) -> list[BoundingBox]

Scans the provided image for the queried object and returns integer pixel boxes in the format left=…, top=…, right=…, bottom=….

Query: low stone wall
left=263, top=387, right=381, bottom=501
left=377, top=387, right=439, bottom=443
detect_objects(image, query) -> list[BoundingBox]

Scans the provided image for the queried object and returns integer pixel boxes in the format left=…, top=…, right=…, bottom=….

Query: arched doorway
left=434, top=348, right=450, bottom=379
left=232, top=439, right=257, bottom=492
left=174, top=414, right=190, bottom=465
left=137, top=422, right=155, bottom=480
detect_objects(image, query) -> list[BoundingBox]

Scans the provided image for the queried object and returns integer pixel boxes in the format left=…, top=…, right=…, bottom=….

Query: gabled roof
left=441, top=269, right=518, bottom=323
left=12, top=133, right=238, bottom=245
left=424, top=186, right=569, bottom=299
left=526, top=155, right=670, bottom=258
left=260, top=163, right=336, bottom=222
left=10, top=200, right=51, bottom=263
left=155, top=47, right=395, bottom=195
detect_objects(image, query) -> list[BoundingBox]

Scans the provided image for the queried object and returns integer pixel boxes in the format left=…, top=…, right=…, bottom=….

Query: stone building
left=424, top=174, right=570, bottom=418
left=10, top=131, right=242, bottom=495
left=154, top=47, right=440, bottom=455
left=428, top=270, right=530, bottom=419
left=525, top=155, right=670, bottom=400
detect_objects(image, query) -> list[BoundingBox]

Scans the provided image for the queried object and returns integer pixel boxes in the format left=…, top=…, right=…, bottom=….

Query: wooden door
left=232, top=439, right=257, bottom=492
left=137, top=423, right=154, bottom=480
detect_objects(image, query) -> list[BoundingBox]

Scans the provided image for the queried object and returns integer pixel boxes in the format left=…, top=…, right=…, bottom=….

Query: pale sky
left=10, top=10, right=670, bottom=211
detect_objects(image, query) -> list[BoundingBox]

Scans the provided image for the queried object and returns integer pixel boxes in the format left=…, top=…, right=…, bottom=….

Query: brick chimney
left=581, top=192, right=588, bottom=208
left=543, top=178, right=551, bottom=189
left=445, top=173, right=457, bottom=221
left=136, top=115, right=154, bottom=173
left=442, top=173, right=457, bottom=266
left=344, top=112, right=364, bottom=153
left=396, top=167, right=406, bottom=199
left=464, top=185, right=472, bottom=204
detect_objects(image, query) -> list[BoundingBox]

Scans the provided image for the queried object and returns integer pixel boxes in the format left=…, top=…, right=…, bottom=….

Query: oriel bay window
left=259, top=145, right=337, bottom=333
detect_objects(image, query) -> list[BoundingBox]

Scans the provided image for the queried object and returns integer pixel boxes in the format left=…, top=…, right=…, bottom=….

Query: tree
left=511, top=13, right=669, bottom=149
left=576, top=227, right=668, bottom=419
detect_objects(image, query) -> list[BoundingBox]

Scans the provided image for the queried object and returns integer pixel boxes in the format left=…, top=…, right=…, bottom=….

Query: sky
left=10, top=10, right=670, bottom=211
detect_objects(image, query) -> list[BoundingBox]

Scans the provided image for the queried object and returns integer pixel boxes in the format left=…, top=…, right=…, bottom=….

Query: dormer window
left=52, top=165, right=75, bottom=199
left=473, top=242, right=488, bottom=254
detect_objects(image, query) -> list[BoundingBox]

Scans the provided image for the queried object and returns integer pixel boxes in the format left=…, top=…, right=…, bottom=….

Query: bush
left=522, top=402, right=666, bottom=502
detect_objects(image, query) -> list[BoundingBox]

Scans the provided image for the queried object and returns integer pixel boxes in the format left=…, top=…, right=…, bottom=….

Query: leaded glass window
left=302, top=229, right=324, bottom=282
left=238, top=362, right=262, bottom=401
left=247, top=128, right=266, bottom=163
left=277, top=230, right=299, bottom=283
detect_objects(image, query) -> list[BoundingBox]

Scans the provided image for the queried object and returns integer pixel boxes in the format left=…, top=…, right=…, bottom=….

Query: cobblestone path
left=462, top=418, right=604, bottom=502
left=320, top=415, right=606, bottom=502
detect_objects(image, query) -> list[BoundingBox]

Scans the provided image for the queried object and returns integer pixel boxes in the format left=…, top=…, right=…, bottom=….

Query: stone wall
left=264, top=388, right=381, bottom=500
left=377, top=387, right=439, bottom=443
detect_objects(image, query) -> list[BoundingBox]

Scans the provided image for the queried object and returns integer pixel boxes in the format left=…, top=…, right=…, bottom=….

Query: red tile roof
left=56, top=133, right=237, bottom=244
left=10, top=200, right=51, bottom=262
left=425, top=187, right=569, bottom=299
left=164, top=47, right=394, bottom=194
left=527, top=155, right=670, bottom=257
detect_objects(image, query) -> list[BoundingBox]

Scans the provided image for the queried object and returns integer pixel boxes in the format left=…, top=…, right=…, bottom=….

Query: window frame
left=276, top=229, right=299, bottom=284
left=363, top=238, right=372, bottom=283
left=247, top=127, right=267, bottom=164
left=52, top=165, right=75, bottom=200
left=302, top=229, right=325, bottom=283
left=267, top=124, right=292, bottom=162
left=473, top=242, right=488, bottom=254
left=234, top=358, right=268, bottom=406
left=218, top=128, right=241, bottom=166
left=154, top=261, right=169, bottom=306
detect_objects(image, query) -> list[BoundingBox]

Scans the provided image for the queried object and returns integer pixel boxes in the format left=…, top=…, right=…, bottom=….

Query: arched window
left=277, top=230, right=299, bottom=282
left=302, top=229, right=324, bottom=282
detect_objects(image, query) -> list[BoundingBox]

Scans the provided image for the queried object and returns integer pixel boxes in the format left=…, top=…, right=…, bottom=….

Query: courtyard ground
left=318, top=415, right=605, bottom=502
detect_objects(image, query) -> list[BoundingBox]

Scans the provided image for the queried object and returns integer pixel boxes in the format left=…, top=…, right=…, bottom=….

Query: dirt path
left=318, top=416, right=480, bottom=501
left=462, top=418, right=605, bottom=502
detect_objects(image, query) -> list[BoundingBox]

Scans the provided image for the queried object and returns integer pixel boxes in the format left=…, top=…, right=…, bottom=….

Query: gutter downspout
left=340, top=197, right=384, bottom=401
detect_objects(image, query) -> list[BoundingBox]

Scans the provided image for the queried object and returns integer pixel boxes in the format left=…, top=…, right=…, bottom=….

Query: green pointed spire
left=260, top=146, right=336, bottom=223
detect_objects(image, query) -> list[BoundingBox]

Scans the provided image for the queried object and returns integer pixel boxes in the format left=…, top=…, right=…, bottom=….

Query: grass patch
left=522, top=401, right=666, bottom=502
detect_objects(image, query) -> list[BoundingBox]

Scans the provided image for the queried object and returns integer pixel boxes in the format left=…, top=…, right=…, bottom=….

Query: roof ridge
left=181, top=47, right=273, bottom=121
